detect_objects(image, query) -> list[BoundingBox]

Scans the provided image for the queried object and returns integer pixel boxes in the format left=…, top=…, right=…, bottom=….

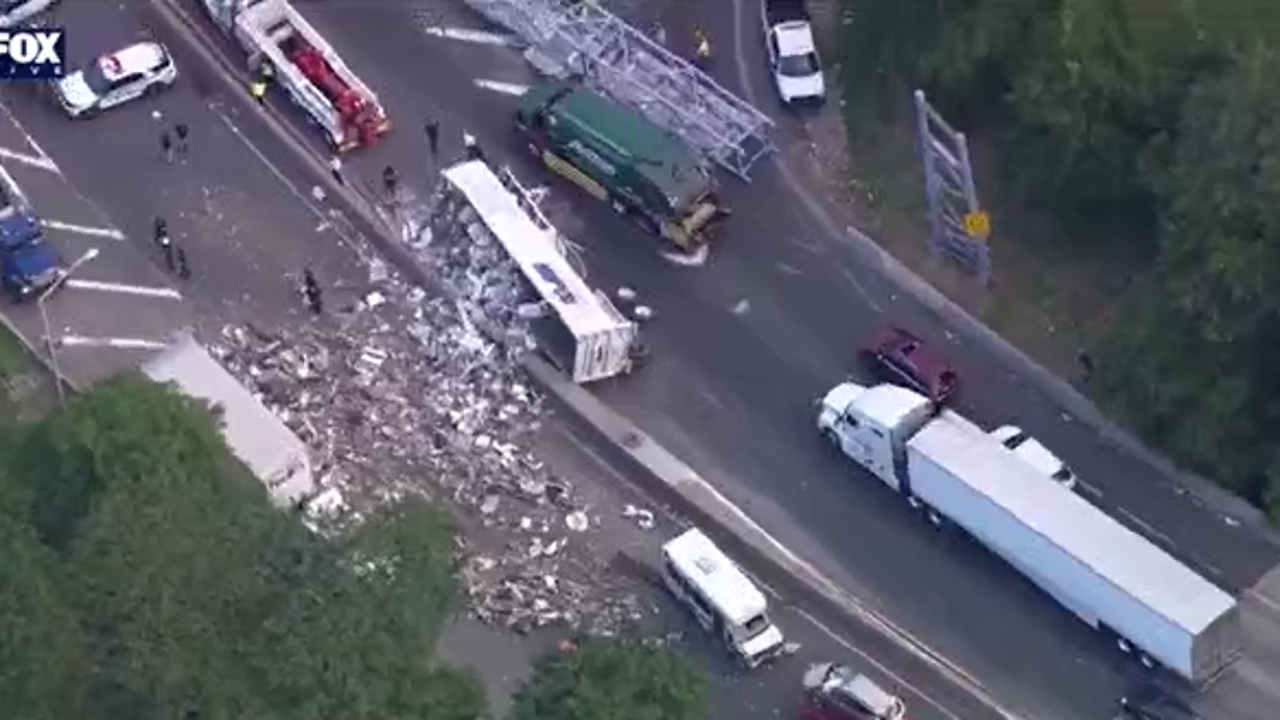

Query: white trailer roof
left=442, top=161, right=629, bottom=340
left=663, top=528, right=768, bottom=626
left=142, top=333, right=314, bottom=506
left=910, top=417, right=1236, bottom=634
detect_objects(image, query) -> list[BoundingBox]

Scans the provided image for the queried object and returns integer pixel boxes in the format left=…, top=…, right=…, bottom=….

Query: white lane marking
left=0, top=161, right=29, bottom=205
left=420, top=26, right=519, bottom=47
left=1116, top=506, right=1174, bottom=550
left=661, top=244, right=709, bottom=266
left=793, top=607, right=968, bottom=720
left=0, top=100, right=58, bottom=168
left=474, top=78, right=530, bottom=96
left=789, top=236, right=825, bottom=255
left=840, top=265, right=883, bottom=312
left=64, top=279, right=183, bottom=299
left=59, top=335, right=168, bottom=350
left=41, top=220, right=125, bottom=240
left=1075, top=480, right=1103, bottom=499
left=0, top=146, right=58, bottom=172
left=211, top=109, right=364, bottom=258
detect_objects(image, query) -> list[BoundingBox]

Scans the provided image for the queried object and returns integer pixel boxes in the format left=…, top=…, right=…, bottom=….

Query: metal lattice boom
left=461, top=0, right=776, bottom=180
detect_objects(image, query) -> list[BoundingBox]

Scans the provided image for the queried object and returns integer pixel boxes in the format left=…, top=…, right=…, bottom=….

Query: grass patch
left=830, top=90, right=1147, bottom=379
left=0, top=323, right=30, bottom=379
left=0, top=324, right=57, bottom=427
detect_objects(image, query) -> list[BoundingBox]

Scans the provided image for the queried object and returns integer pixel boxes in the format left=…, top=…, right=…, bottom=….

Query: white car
left=0, top=0, right=59, bottom=29
left=54, top=42, right=177, bottom=118
left=765, top=20, right=825, bottom=104
left=991, top=425, right=1078, bottom=490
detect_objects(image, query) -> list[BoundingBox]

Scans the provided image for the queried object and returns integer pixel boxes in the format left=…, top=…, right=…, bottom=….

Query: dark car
left=0, top=208, right=63, bottom=303
left=800, top=663, right=905, bottom=720
left=863, top=326, right=959, bottom=402
left=1119, top=683, right=1198, bottom=720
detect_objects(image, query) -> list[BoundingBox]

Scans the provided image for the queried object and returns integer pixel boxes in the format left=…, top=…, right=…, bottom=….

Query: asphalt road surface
left=537, top=417, right=1009, bottom=720
left=0, top=94, right=190, bottom=385
left=243, top=1, right=1280, bottom=718
left=4, top=0, right=372, bottom=335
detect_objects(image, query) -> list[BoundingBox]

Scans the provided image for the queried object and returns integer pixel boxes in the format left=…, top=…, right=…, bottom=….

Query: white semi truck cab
left=816, top=381, right=977, bottom=509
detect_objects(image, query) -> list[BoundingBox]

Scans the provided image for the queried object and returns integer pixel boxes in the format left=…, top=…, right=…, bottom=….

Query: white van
left=661, top=528, right=786, bottom=667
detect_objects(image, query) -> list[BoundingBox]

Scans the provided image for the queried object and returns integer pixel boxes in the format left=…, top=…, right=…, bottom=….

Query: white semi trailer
left=817, top=381, right=1243, bottom=684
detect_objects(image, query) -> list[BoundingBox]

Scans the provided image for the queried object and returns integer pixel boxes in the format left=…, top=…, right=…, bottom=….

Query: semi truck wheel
left=925, top=508, right=944, bottom=528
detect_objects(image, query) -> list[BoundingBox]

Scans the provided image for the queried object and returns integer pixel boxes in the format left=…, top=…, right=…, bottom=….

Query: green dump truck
left=514, top=81, right=730, bottom=252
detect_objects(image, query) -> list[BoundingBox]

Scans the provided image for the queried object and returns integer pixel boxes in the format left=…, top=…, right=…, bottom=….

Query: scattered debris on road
left=207, top=191, right=652, bottom=635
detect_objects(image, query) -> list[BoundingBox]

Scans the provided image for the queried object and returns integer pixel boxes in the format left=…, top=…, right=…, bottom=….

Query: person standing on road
left=463, top=132, right=483, bottom=162
left=328, top=156, right=344, bottom=185
left=153, top=216, right=175, bottom=269
left=249, top=75, right=268, bottom=104
left=381, top=165, right=398, bottom=199
left=424, top=119, right=439, bottom=159
left=301, top=268, right=323, bottom=315
left=693, top=25, right=712, bottom=68
left=160, top=130, right=174, bottom=164
left=153, top=216, right=168, bottom=246
left=174, top=122, right=189, bottom=155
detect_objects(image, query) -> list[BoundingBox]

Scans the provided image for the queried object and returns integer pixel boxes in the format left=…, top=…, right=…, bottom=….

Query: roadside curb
left=0, top=312, right=78, bottom=395
left=722, top=0, right=1273, bottom=536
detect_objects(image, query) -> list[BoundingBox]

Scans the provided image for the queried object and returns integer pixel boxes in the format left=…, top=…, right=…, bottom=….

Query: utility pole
left=914, top=89, right=992, bottom=286
left=39, top=247, right=100, bottom=406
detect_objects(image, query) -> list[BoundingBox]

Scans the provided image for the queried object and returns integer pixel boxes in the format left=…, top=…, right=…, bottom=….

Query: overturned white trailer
left=142, top=333, right=315, bottom=507
left=438, top=160, right=637, bottom=383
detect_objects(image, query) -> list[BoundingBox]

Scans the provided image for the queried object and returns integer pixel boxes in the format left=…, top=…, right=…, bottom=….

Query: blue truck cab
left=0, top=206, right=63, bottom=302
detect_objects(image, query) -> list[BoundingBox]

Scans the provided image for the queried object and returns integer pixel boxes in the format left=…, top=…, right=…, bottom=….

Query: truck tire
left=822, top=428, right=840, bottom=448
left=1116, top=636, right=1133, bottom=655
left=925, top=507, right=944, bottom=528
left=632, top=213, right=658, bottom=236
left=1138, top=652, right=1156, bottom=670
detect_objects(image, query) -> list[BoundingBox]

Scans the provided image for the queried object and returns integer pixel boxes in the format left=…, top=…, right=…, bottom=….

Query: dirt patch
left=796, top=3, right=1144, bottom=379
left=0, top=326, right=59, bottom=426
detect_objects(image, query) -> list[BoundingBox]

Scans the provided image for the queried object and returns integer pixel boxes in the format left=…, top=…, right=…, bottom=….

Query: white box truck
left=817, top=381, right=1243, bottom=684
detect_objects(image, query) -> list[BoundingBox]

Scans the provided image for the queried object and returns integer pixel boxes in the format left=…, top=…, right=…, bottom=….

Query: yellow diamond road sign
left=963, top=210, right=990, bottom=240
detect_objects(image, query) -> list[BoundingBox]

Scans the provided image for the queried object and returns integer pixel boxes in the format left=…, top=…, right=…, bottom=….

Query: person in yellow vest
left=249, top=61, right=274, bottom=104
left=249, top=78, right=267, bottom=104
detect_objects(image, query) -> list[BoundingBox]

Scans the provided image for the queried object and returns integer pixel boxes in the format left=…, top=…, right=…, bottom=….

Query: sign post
left=914, top=89, right=992, bottom=285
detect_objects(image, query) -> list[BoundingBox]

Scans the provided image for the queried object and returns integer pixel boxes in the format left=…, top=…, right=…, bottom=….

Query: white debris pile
left=460, top=500, right=650, bottom=635
left=206, top=267, right=646, bottom=635
left=402, top=176, right=545, bottom=337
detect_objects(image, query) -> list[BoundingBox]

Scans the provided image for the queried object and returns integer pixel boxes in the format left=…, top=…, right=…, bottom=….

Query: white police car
left=0, top=0, right=60, bottom=29
left=766, top=21, right=825, bottom=105
left=54, top=41, right=177, bottom=118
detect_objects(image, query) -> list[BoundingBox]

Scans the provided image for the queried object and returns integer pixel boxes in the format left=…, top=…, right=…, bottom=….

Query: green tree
left=510, top=636, right=707, bottom=720
left=1100, top=43, right=1280, bottom=518
left=1006, top=0, right=1211, bottom=216
left=0, top=375, right=486, bottom=720
left=0, top=513, right=87, bottom=720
